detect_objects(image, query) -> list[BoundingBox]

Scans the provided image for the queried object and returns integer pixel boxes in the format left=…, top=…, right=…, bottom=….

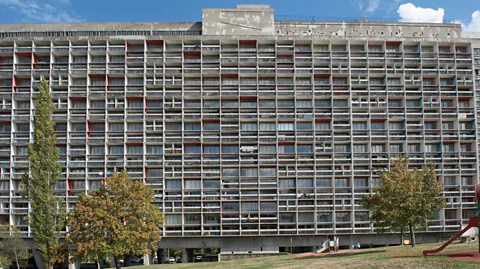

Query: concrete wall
left=202, top=5, right=275, bottom=36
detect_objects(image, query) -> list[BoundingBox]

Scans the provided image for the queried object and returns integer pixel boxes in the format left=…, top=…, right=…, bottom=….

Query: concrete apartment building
left=0, top=4, right=479, bottom=256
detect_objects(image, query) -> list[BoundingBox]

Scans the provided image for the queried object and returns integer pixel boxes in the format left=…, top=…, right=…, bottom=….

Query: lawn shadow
left=297, top=250, right=386, bottom=260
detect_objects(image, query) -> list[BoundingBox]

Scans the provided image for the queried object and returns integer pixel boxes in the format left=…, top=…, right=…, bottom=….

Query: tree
left=66, top=171, right=164, bottom=269
left=0, top=226, right=33, bottom=269
left=21, top=77, right=66, bottom=268
left=360, top=155, right=446, bottom=247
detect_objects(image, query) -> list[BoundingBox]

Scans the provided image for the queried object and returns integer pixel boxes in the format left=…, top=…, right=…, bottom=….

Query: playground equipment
left=316, top=239, right=329, bottom=253
left=423, top=184, right=480, bottom=256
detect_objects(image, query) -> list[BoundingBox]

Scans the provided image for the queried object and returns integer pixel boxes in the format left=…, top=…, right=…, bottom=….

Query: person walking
left=335, top=236, right=340, bottom=252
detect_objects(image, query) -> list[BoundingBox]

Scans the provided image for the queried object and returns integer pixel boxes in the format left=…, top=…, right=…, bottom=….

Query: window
left=204, top=123, right=219, bottom=131
left=441, top=122, right=453, bottom=130
left=199, top=179, right=219, bottom=189
left=333, top=100, right=348, bottom=107
left=334, top=145, right=348, bottom=153
left=55, top=124, right=67, bottom=132
left=166, top=180, right=182, bottom=189
left=425, top=144, right=438, bottom=152
left=353, top=144, right=366, bottom=153
left=128, top=100, right=143, bottom=108
left=353, top=122, right=367, bottom=130
left=241, top=123, right=257, bottom=131
left=128, top=123, right=143, bottom=131
left=355, top=212, right=369, bottom=222
left=185, top=180, right=201, bottom=189
left=260, top=168, right=276, bottom=177
left=90, top=181, right=102, bottom=190
left=185, top=145, right=201, bottom=154
left=462, top=176, right=473, bottom=185
left=277, top=100, right=293, bottom=108
left=204, top=145, right=220, bottom=154
left=185, top=101, right=200, bottom=108
left=371, top=144, right=385, bottom=153
left=147, top=168, right=162, bottom=177
left=406, top=100, right=418, bottom=108
left=278, top=145, right=294, bottom=154
left=335, top=178, right=349, bottom=187
left=146, top=100, right=162, bottom=108
left=442, top=144, right=454, bottom=152
left=223, top=203, right=239, bottom=212
left=298, top=179, right=313, bottom=188
left=278, top=123, right=294, bottom=131
left=71, top=124, right=85, bottom=132
left=203, top=101, right=219, bottom=108
left=444, top=177, right=456, bottom=185
left=185, top=123, right=201, bottom=131
left=316, top=179, right=331, bottom=187
left=371, top=122, right=385, bottom=130
left=315, top=122, right=330, bottom=130
left=240, top=101, right=257, bottom=108
left=315, top=100, right=330, bottom=107
left=89, top=123, right=105, bottom=132
left=260, top=202, right=276, bottom=211
left=460, top=144, right=471, bottom=152
left=317, top=212, right=332, bottom=222
left=222, top=168, right=239, bottom=177
left=336, top=212, right=351, bottom=222
left=296, top=100, right=312, bottom=107
left=389, top=144, right=402, bottom=153
left=147, top=145, right=162, bottom=155
left=16, top=101, right=29, bottom=109
left=222, top=101, right=239, bottom=108
left=109, top=146, right=124, bottom=155
left=90, top=146, right=105, bottom=155
left=241, top=168, right=257, bottom=177
left=0, top=124, right=10, bottom=132
left=424, top=122, right=436, bottom=130
left=280, top=179, right=295, bottom=188
left=297, top=144, right=312, bottom=153
left=260, top=123, right=275, bottom=131
left=259, top=101, right=274, bottom=107
left=259, top=145, right=276, bottom=154
left=297, top=122, right=312, bottom=130
left=109, top=123, right=124, bottom=132
left=354, top=178, right=368, bottom=187
left=16, top=146, right=28, bottom=155
left=407, top=144, right=420, bottom=152
left=222, top=145, right=238, bottom=154
left=91, top=100, right=105, bottom=108
left=389, top=122, right=403, bottom=130
left=128, top=145, right=143, bottom=155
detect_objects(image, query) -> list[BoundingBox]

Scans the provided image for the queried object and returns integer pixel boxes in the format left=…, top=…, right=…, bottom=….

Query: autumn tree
left=360, top=155, right=446, bottom=247
left=0, top=226, right=33, bottom=269
left=66, top=171, right=164, bottom=269
left=21, top=77, right=66, bottom=268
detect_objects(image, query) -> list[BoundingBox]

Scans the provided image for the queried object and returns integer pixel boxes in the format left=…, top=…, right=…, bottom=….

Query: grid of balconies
left=0, top=38, right=478, bottom=236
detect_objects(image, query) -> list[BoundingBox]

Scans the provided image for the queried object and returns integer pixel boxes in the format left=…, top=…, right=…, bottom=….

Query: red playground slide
left=423, top=216, right=479, bottom=256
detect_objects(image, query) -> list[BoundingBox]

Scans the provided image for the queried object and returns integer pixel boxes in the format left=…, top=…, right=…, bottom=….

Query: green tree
left=21, top=77, right=65, bottom=268
left=0, top=226, right=33, bottom=269
left=360, top=155, right=446, bottom=247
left=66, top=171, right=164, bottom=269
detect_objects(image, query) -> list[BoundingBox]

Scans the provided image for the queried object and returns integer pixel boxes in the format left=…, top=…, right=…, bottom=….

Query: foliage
left=360, top=154, right=446, bottom=247
left=21, top=77, right=65, bottom=268
left=0, top=226, right=33, bottom=269
left=66, top=171, right=164, bottom=269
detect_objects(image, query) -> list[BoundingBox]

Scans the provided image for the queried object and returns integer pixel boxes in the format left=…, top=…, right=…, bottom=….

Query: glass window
left=297, top=122, right=312, bottom=130
left=260, top=168, right=276, bottom=177
left=147, top=168, right=162, bottom=177
left=89, top=123, right=105, bottom=132
left=259, top=145, right=276, bottom=154
left=260, top=123, right=275, bottom=131
left=371, top=122, right=385, bottom=130
left=389, top=144, right=402, bottom=153
left=71, top=124, right=85, bottom=132
left=335, top=178, right=349, bottom=187
left=334, top=145, right=348, bottom=153
left=147, top=145, right=162, bottom=154
left=90, top=146, right=105, bottom=155
left=185, top=180, right=201, bottom=189
left=353, top=122, right=366, bottom=130
left=55, top=123, right=67, bottom=132
left=315, top=122, right=330, bottom=130
left=278, top=145, right=294, bottom=154
left=389, top=122, right=403, bottom=130
left=185, top=123, right=201, bottom=131
left=204, top=123, right=219, bottom=131
left=354, top=178, right=368, bottom=187
left=146, top=100, right=163, bottom=108
left=297, top=179, right=313, bottom=188
left=128, top=145, right=143, bottom=155
left=222, top=145, right=238, bottom=154
left=185, top=145, right=201, bottom=154
left=204, top=145, right=220, bottom=154
left=204, top=180, right=220, bottom=188
left=407, top=144, right=420, bottom=152
left=109, top=123, right=124, bottom=132
left=371, top=144, right=385, bottom=153
left=128, top=123, right=143, bottom=131
left=109, top=146, right=124, bottom=155
left=241, top=123, right=257, bottom=131
left=316, top=179, right=331, bottom=187
left=128, top=100, right=143, bottom=108
left=222, top=168, right=239, bottom=177
left=278, top=123, right=294, bottom=131
left=241, top=168, right=257, bottom=177
left=297, top=144, right=312, bottom=153
left=353, top=144, right=366, bottom=153
left=166, top=180, right=182, bottom=189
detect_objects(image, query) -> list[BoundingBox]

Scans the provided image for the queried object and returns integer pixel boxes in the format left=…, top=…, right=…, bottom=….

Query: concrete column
left=32, top=249, right=46, bottom=269
left=182, top=248, right=194, bottom=263
left=157, top=249, right=165, bottom=264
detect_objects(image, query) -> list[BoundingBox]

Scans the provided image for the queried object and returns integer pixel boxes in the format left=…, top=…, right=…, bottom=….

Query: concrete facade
left=0, top=4, right=479, bottom=254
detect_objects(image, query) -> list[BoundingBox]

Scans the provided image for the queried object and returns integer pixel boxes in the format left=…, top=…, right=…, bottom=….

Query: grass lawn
left=136, top=241, right=480, bottom=269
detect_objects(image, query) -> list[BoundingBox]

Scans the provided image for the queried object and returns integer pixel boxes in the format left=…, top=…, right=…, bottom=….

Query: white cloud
left=0, top=0, right=81, bottom=23
left=397, top=3, right=444, bottom=23
left=367, top=0, right=380, bottom=13
left=464, top=10, right=480, bottom=32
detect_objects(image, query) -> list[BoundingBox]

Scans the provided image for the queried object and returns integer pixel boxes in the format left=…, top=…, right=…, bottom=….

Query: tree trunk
left=113, top=255, right=121, bottom=269
left=96, top=257, right=100, bottom=269
left=409, top=222, right=416, bottom=248
left=400, top=228, right=404, bottom=245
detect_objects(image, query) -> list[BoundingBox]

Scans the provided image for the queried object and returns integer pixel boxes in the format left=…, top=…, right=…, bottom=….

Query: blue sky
left=0, top=0, right=479, bottom=31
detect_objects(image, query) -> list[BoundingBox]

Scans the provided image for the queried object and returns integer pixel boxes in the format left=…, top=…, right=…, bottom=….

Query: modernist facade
left=0, top=4, right=480, bottom=251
